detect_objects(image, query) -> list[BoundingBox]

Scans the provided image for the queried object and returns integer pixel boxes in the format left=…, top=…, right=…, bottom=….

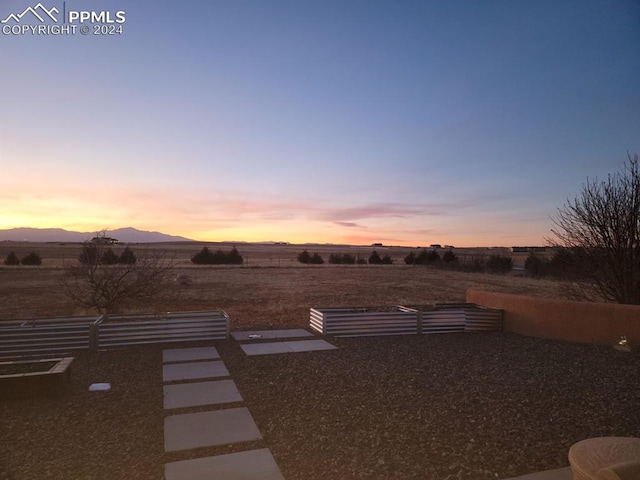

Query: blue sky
left=1, top=0, right=638, bottom=246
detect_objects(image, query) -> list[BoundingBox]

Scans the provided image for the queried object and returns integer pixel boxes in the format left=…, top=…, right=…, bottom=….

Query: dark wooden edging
left=0, top=356, right=74, bottom=399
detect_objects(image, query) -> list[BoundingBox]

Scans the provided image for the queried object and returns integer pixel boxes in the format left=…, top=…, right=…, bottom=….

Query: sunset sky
left=1, top=0, right=638, bottom=246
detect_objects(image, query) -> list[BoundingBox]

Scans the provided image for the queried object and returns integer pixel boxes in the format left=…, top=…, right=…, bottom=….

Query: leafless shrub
left=63, top=237, right=176, bottom=314
left=550, top=153, right=640, bottom=304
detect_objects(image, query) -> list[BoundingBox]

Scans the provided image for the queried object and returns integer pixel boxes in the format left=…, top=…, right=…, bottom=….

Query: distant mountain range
left=0, top=227, right=193, bottom=243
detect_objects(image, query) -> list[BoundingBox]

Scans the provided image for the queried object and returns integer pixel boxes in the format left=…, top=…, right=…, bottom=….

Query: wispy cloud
left=316, top=203, right=429, bottom=222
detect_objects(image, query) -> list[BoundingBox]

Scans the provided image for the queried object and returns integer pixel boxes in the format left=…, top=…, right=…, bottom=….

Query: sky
left=1, top=0, right=639, bottom=246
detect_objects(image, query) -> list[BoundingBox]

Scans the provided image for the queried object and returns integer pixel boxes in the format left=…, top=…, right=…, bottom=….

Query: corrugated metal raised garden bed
left=0, top=311, right=230, bottom=359
left=310, top=303, right=502, bottom=337
left=310, top=307, right=418, bottom=337
left=399, top=303, right=503, bottom=333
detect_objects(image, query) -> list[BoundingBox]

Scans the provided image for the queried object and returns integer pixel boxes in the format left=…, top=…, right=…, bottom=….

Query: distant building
left=429, top=244, right=442, bottom=249
left=372, top=243, right=383, bottom=247
left=91, top=236, right=119, bottom=245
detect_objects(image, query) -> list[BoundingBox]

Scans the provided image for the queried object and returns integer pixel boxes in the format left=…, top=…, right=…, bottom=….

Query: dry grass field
left=0, top=241, right=564, bottom=323
left=4, top=242, right=636, bottom=480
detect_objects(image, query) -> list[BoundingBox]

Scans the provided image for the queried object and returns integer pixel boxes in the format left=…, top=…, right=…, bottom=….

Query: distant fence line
left=0, top=311, right=229, bottom=359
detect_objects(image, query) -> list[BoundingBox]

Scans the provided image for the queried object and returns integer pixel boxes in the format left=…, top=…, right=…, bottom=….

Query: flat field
left=0, top=241, right=562, bottom=322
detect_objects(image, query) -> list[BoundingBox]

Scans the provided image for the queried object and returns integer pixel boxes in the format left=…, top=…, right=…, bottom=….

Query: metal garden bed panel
left=463, top=307, right=503, bottom=331
left=398, top=305, right=465, bottom=334
left=422, top=310, right=466, bottom=333
left=400, top=304, right=503, bottom=333
left=0, top=322, right=93, bottom=359
left=312, top=304, right=503, bottom=338
left=0, top=311, right=230, bottom=359
left=97, top=315, right=229, bottom=347
left=310, top=307, right=418, bottom=337
left=96, top=311, right=230, bottom=348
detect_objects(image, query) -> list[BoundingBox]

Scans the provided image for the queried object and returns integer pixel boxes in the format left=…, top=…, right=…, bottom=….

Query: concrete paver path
left=163, top=346, right=220, bottom=363
left=240, top=339, right=336, bottom=356
left=163, top=360, right=229, bottom=382
left=165, top=448, right=285, bottom=480
left=164, top=407, right=262, bottom=452
left=163, top=379, right=243, bottom=409
left=162, top=337, right=336, bottom=478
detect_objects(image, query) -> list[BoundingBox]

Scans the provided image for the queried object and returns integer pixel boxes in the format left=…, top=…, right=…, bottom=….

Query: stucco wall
left=466, top=289, right=640, bottom=347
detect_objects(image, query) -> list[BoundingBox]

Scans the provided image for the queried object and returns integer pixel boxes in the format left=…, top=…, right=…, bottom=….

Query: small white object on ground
left=89, top=383, right=111, bottom=391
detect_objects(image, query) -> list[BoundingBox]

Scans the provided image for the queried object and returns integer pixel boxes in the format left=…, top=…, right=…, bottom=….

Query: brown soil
left=0, top=263, right=569, bottom=322
left=0, top=361, right=58, bottom=376
left=1, top=334, right=639, bottom=479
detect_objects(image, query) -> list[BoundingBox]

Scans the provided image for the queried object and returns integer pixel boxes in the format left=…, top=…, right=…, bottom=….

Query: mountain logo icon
left=1, top=3, right=59, bottom=23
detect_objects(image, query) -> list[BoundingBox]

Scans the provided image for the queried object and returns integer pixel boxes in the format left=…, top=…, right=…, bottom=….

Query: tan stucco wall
left=466, top=289, right=640, bottom=347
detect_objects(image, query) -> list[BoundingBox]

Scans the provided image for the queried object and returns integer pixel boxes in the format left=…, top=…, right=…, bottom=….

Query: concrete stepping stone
left=163, top=346, right=219, bottom=363
left=504, top=467, right=572, bottom=480
left=164, top=380, right=243, bottom=409
left=240, top=339, right=336, bottom=356
left=163, top=361, right=229, bottom=382
left=164, top=407, right=262, bottom=452
left=286, top=339, right=336, bottom=352
left=240, top=342, right=291, bottom=355
left=232, top=328, right=314, bottom=341
left=165, top=448, right=285, bottom=480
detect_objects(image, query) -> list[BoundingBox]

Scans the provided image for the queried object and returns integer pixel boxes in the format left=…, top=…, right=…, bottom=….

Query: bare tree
left=63, top=235, right=176, bottom=314
left=550, top=153, right=640, bottom=304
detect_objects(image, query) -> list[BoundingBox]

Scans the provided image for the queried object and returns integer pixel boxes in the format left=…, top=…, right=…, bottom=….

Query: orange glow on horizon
left=0, top=213, right=546, bottom=248
left=1, top=184, right=547, bottom=247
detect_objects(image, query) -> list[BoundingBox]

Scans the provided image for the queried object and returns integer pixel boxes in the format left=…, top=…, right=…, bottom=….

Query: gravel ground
left=1, top=332, right=639, bottom=480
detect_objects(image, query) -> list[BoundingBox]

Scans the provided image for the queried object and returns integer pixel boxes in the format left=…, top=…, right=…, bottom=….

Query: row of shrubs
left=4, top=246, right=139, bottom=267
left=79, top=245, right=137, bottom=265
left=523, top=249, right=582, bottom=279
left=404, top=249, right=513, bottom=273
left=6, top=245, right=560, bottom=277
left=297, top=250, right=326, bottom=264
left=298, top=250, right=395, bottom=265
left=401, top=247, right=589, bottom=278
left=405, top=249, right=458, bottom=265
left=191, top=246, right=243, bottom=265
left=3, top=251, right=42, bottom=266
left=296, top=248, right=514, bottom=274
left=6, top=245, right=248, bottom=267
left=76, top=244, right=246, bottom=267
